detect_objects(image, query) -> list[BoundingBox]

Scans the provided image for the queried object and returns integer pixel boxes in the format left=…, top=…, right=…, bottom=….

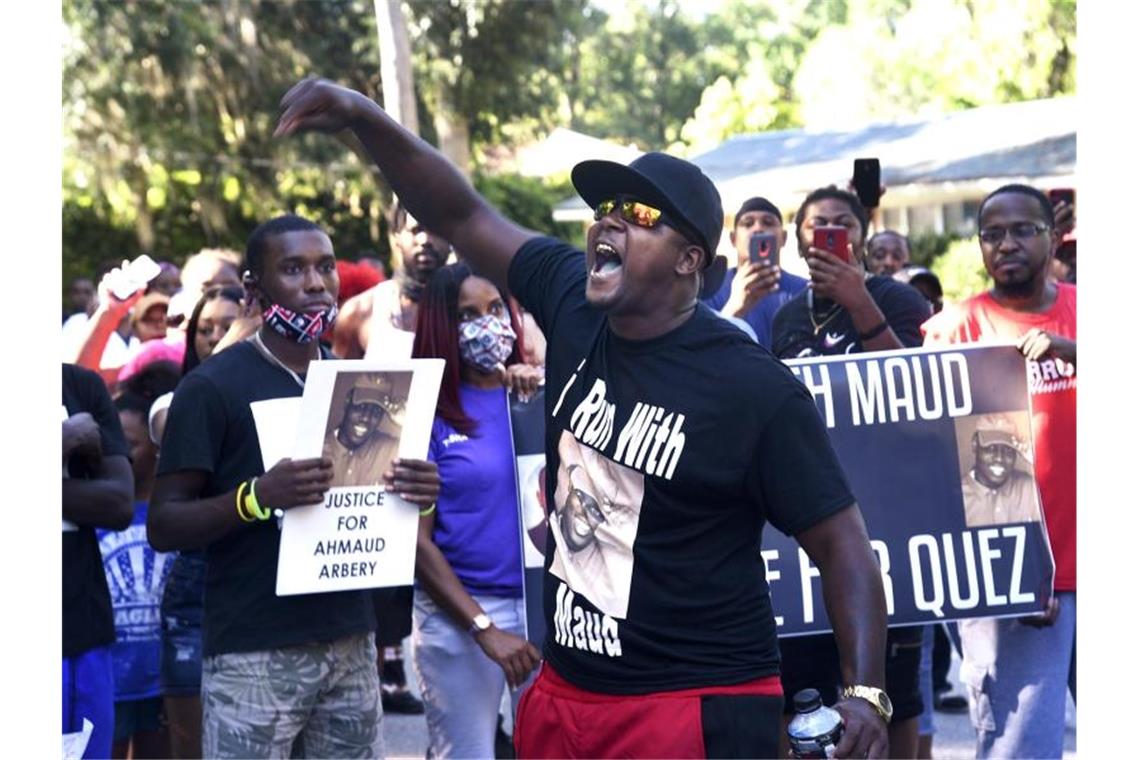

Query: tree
left=63, top=0, right=390, bottom=282
left=791, top=0, right=1077, bottom=128
left=403, top=0, right=590, bottom=170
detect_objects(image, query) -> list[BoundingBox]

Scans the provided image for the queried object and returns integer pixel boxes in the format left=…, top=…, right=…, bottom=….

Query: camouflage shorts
left=202, top=632, right=384, bottom=759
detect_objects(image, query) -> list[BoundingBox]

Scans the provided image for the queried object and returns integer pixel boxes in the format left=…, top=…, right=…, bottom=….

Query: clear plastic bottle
left=787, top=688, right=845, bottom=759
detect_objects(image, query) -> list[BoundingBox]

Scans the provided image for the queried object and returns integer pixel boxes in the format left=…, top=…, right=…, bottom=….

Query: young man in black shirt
left=149, top=215, right=440, bottom=758
left=771, top=187, right=931, bottom=359
left=276, top=79, right=890, bottom=759
left=771, top=188, right=932, bottom=757
left=63, top=363, right=135, bottom=759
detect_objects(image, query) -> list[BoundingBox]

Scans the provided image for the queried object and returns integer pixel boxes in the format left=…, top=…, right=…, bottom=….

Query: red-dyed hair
left=412, top=262, right=525, bottom=435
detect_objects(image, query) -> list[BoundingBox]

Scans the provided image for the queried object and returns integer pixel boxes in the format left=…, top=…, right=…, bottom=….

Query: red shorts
left=514, top=663, right=784, bottom=758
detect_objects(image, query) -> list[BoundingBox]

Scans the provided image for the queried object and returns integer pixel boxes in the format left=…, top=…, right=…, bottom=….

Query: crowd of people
left=62, top=76, right=1076, bottom=760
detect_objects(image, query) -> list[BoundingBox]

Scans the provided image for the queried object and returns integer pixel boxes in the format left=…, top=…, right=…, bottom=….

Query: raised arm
left=275, top=78, right=537, bottom=289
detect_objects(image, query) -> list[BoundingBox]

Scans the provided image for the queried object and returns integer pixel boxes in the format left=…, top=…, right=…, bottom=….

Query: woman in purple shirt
left=410, top=263, right=543, bottom=758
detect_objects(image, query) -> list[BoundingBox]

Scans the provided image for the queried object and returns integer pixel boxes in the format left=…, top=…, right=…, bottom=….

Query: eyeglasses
left=978, top=222, right=1050, bottom=245
left=594, top=197, right=668, bottom=228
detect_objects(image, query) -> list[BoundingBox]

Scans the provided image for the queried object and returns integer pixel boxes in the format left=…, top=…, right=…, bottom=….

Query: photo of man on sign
left=322, top=372, right=409, bottom=488
left=956, top=412, right=1042, bottom=527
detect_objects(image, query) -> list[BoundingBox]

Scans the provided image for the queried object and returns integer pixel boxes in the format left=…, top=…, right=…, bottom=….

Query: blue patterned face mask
left=458, top=314, right=516, bottom=373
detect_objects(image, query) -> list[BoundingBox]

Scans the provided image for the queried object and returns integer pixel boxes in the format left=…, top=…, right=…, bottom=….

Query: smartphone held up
left=105, top=254, right=162, bottom=301
left=852, top=158, right=882, bottom=210
left=748, top=232, right=779, bottom=268
left=813, top=226, right=850, bottom=264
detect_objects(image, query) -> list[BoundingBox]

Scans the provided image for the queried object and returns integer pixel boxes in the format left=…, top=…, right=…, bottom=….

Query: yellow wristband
left=235, top=480, right=254, bottom=523
left=419, top=503, right=437, bottom=517
left=245, top=477, right=271, bottom=521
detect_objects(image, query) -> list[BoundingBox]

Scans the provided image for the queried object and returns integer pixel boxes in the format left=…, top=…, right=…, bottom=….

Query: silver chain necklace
left=249, top=331, right=319, bottom=389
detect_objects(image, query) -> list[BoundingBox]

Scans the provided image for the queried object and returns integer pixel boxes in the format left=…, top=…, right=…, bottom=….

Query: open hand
left=1016, top=328, right=1076, bottom=366
left=498, top=363, right=544, bottom=401
left=805, top=246, right=870, bottom=310
left=724, top=262, right=779, bottom=317
left=384, top=458, right=440, bottom=508
left=256, top=457, right=334, bottom=510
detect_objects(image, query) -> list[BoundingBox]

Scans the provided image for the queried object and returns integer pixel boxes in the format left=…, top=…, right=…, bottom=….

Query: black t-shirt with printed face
left=63, top=364, right=131, bottom=658
left=770, top=275, right=932, bottom=359
left=508, top=237, right=855, bottom=694
left=156, top=341, right=374, bottom=657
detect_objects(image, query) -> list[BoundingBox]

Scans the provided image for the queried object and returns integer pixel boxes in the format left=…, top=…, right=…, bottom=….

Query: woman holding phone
left=410, top=262, right=543, bottom=759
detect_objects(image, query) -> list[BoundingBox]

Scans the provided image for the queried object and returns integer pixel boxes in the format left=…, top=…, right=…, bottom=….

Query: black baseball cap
left=572, top=152, right=727, bottom=299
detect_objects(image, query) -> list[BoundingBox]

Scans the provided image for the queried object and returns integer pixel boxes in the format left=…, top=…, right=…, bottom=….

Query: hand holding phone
left=105, top=255, right=162, bottom=301
left=1047, top=188, right=1076, bottom=237
left=748, top=232, right=779, bottom=267
left=813, top=226, right=850, bottom=264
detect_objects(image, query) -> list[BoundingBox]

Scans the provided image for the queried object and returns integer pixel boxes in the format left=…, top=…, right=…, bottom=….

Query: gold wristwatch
left=841, top=685, right=893, bottom=723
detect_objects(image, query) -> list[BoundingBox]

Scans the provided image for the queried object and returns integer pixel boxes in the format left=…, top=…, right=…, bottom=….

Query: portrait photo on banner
left=954, top=410, right=1043, bottom=528
left=320, top=370, right=411, bottom=489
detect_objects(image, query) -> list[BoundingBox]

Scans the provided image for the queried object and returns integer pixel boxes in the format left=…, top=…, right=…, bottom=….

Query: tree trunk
left=431, top=87, right=471, bottom=177
left=374, top=0, right=419, bottom=135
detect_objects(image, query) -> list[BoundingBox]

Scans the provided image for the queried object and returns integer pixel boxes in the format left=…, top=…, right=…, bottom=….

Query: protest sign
left=275, top=359, right=444, bottom=596
left=508, top=387, right=548, bottom=647
left=771, top=342, right=1054, bottom=635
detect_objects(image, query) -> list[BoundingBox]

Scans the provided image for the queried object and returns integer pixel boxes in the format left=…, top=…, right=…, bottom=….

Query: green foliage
left=472, top=172, right=581, bottom=246
left=563, top=1, right=732, bottom=151
left=63, top=0, right=392, bottom=279
left=907, top=231, right=960, bottom=269
left=790, top=0, right=1076, bottom=128
left=405, top=0, right=590, bottom=147
left=931, top=236, right=990, bottom=305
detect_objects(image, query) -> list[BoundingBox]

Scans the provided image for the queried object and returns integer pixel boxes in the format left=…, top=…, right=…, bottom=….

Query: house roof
left=554, top=97, right=1075, bottom=220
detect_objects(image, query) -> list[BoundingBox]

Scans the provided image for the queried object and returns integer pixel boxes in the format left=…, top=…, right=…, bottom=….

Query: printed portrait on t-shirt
left=954, top=411, right=1042, bottom=528
left=549, top=430, right=644, bottom=620
left=321, top=371, right=411, bottom=488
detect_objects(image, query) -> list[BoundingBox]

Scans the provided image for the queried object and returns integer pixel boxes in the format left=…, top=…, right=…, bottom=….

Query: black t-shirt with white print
left=770, top=275, right=931, bottom=359
left=508, top=236, right=855, bottom=694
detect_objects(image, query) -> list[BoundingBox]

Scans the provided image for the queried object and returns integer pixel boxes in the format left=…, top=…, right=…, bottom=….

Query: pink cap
left=118, top=334, right=187, bottom=383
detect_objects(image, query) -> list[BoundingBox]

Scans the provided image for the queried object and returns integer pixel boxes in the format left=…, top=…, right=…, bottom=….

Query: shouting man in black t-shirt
left=771, top=187, right=932, bottom=758
left=276, top=78, right=891, bottom=759
left=149, top=215, right=440, bottom=759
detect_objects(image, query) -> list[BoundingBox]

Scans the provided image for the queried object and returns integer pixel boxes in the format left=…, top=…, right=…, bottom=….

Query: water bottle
left=787, top=688, right=844, bottom=759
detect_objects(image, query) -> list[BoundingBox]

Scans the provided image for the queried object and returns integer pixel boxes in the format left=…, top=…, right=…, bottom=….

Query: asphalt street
left=381, top=638, right=1076, bottom=759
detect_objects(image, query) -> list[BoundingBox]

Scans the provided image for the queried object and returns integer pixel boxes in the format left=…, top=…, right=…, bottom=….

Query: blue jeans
left=918, top=625, right=934, bottom=737
left=412, top=590, right=527, bottom=759
left=958, top=592, right=1076, bottom=759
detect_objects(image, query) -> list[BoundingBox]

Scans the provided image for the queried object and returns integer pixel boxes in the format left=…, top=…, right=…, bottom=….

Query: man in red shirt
left=922, top=183, right=1075, bottom=759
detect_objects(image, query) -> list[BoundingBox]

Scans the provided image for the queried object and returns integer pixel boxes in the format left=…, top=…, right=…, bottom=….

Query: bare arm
left=63, top=455, right=134, bottom=530
left=149, top=457, right=335, bottom=552
left=414, top=509, right=541, bottom=687
left=331, top=290, right=370, bottom=359
left=796, top=504, right=889, bottom=759
left=275, top=79, right=537, bottom=289
left=72, top=296, right=143, bottom=386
